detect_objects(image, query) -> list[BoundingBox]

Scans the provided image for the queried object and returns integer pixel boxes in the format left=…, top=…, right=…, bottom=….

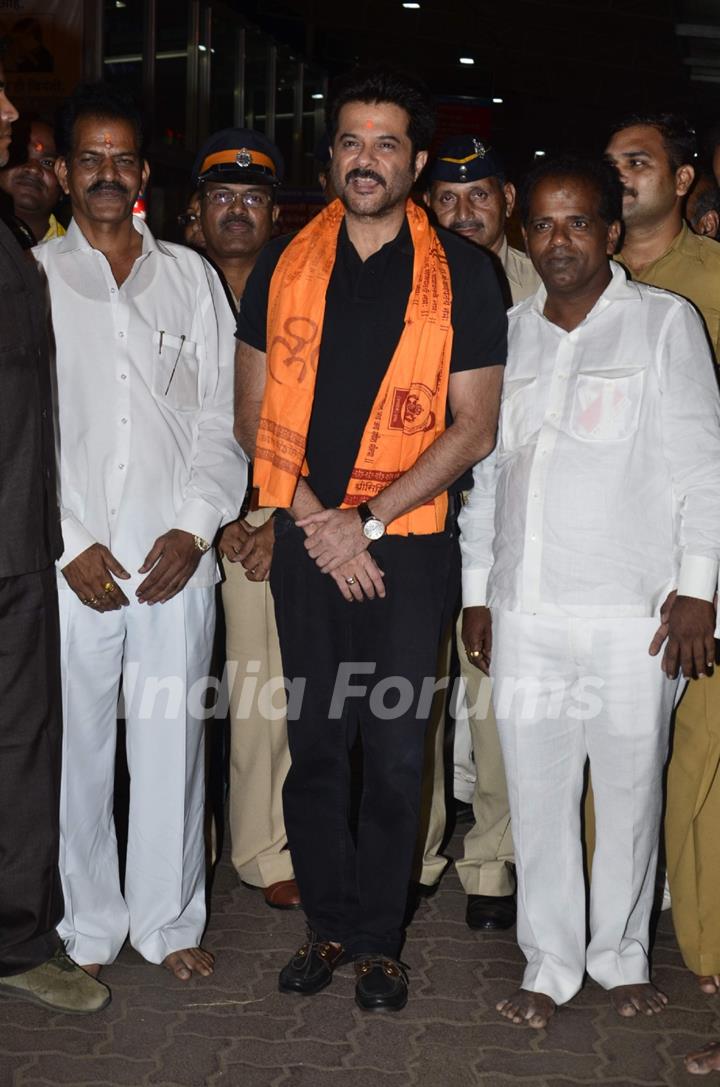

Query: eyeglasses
left=201, top=188, right=273, bottom=209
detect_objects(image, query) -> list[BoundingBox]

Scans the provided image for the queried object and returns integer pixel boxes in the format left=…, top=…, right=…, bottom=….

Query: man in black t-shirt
left=235, top=68, right=506, bottom=1012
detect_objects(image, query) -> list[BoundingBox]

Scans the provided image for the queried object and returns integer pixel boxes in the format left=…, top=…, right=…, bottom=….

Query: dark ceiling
left=234, top=0, right=720, bottom=174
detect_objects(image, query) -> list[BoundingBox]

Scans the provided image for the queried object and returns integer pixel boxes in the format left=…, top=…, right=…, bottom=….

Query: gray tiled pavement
left=2, top=834, right=720, bottom=1087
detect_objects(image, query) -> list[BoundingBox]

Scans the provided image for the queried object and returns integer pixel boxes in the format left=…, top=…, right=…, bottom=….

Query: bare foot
left=698, top=975, right=720, bottom=995
left=686, top=1041, right=720, bottom=1075
left=80, top=964, right=102, bottom=978
left=609, top=982, right=668, bottom=1017
left=496, top=988, right=556, bottom=1028
left=163, top=947, right=215, bottom=981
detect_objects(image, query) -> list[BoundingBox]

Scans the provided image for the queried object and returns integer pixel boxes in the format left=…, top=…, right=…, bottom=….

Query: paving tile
left=2, top=828, right=719, bottom=1087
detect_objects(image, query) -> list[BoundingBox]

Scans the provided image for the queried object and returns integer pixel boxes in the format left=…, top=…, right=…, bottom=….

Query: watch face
left=362, top=517, right=385, bottom=541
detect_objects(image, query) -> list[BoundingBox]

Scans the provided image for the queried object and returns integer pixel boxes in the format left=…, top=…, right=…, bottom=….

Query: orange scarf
left=255, top=198, right=453, bottom=535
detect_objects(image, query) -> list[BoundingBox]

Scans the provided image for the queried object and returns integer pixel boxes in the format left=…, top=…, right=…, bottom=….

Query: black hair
left=519, top=155, right=624, bottom=226
left=609, top=112, right=696, bottom=172
left=56, top=82, right=144, bottom=157
left=328, top=67, right=435, bottom=156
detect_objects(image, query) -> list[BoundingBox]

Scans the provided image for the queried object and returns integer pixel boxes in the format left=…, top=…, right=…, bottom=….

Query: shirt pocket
left=499, top=376, right=542, bottom=452
left=570, top=367, right=644, bottom=441
left=151, top=330, right=200, bottom=412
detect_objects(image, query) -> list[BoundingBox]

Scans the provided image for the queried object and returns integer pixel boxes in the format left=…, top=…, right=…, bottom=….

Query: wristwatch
left=193, top=534, right=211, bottom=553
left=357, top=502, right=386, bottom=541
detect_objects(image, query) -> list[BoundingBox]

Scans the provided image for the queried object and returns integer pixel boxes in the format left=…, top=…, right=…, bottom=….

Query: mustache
left=88, top=180, right=129, bottom=196
left=219, top=213, right=253, bottom=229
left=344, top=168, right=386, bottom=189
left=451, top=218, right=483, bottom=231
left=622, top=186, right=637, bottom=198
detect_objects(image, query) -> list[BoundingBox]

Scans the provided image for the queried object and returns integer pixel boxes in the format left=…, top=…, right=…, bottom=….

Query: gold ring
left=88, top=596, right=99, bottom=606
left=103, top=581, right=115, bottom=593
left=345, top=576, right=356, bottom=586
left=467, top=648, right=481, bottom=659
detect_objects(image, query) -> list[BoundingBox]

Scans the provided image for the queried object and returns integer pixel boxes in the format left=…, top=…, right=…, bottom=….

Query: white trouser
left=57, top=585, right=215, bottom=965
left=491, top=611, right=678, bottom=1006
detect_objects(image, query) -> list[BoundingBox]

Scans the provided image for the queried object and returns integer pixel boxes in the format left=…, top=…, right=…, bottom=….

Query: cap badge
left=472, top=138, right=487, bottom=157
left=236, top=149, right=252, bottom=168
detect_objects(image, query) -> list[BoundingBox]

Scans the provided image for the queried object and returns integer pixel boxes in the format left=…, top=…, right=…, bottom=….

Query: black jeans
left=271, top=514, right=457, bottom=957
left=0, top=566, right=64, bottom=975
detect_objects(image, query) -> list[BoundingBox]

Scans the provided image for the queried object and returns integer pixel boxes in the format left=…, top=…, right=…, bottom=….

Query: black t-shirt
left=237, top=215, right=507, bottom=508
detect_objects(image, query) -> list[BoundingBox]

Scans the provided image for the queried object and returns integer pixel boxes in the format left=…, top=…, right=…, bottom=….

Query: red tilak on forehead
left=364, top=119, right=375, bottom=129
left=103, top=132, right=113, bottom=147
left=33, top=142, right=43, bottom=152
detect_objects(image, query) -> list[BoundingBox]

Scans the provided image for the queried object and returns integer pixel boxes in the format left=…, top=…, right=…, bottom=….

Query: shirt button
left=110, top=287, right=117, bottom=294
left=111, top=508, right=117, bottom=515
left=120, top=373, right=127, bottom=380
left=119, top=463, right=125, bottom=470
left=530, top=533, right=537, bottom=541
left=121, top=417, right=127, bottom=424
left=119, top=331, right=125, bottom=338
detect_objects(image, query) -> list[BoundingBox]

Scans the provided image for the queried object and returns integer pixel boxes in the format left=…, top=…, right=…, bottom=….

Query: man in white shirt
left=460, top=155, right=720, bottom=1028
left=35, top=83, right=246, bottom=982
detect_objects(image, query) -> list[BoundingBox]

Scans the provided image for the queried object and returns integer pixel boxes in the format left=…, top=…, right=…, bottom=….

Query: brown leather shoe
left=263, top=879, right=302, bottom=910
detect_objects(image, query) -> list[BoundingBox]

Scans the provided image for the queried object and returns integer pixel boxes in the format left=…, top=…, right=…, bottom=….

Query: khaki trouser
left=222, top=508, right=294, bottom=889
left=414, top=627, right=453, bottom=886
left=665, top=669, right=720, bottom=976
left=417, top=614, right=515, bottom=895
left=454, top=612, right=515, bottom=896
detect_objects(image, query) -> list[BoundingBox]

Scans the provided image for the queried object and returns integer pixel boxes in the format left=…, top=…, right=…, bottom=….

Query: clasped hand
left=296, top=507, right=385, bottom=603
left=219, top=518, right=273, bottom=581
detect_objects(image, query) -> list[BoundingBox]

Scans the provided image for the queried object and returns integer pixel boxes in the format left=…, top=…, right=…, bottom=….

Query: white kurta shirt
left=460, top=262, right=720, bottom=619
left=35, top=218, right=247, bottom=588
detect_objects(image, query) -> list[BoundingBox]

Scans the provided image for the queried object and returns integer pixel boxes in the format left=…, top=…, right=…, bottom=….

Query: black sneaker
left=354, top=957, right=409, bottom=1012
left=278, top=929, right=346, bottom=996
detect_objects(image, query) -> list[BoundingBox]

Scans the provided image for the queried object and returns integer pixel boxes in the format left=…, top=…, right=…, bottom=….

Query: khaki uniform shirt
left=499, top=236, right=541, bottom=305
left=615, top=222, right=720, bottom=360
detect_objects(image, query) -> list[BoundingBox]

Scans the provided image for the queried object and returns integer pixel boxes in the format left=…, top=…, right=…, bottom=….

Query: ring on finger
left=467, top=648, right=481, bottom=659
left=103, top=581, right=116, bottom=594
left=345, top=576, right=356, bottom=586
